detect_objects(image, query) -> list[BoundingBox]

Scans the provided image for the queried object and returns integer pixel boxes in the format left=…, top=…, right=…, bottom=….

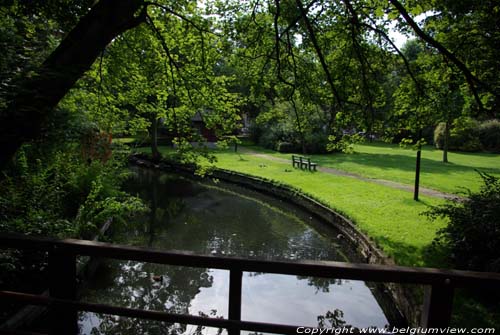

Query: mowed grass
left=138, top=145, right=446, bottom=267
left=245, top=142, right=500, bottom=195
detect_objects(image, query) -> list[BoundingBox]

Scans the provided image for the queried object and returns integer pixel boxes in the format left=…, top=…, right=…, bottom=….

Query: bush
left=256, top=122, right=296, bottom=151
left=327, top=133, right=364, bottom=153
left=434, top=117, right=481, bottom=152
left=425, top=173, right=500, bottom=272
left=390, top=129, right=413, bottom=144
left=304, top=132, right=329, bottom=154
left=477, top=119, right=500, bottom=153
left=0, top=146, right=146, bottom=238
left=276, top=141, right=298, bottom=153
left=248, top=122, right=263, bottom=145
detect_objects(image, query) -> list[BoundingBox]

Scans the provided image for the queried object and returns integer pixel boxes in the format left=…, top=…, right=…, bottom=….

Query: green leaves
left=425, top=172, right=500, bottom=272
left=327, top=133, right=365, bottom=154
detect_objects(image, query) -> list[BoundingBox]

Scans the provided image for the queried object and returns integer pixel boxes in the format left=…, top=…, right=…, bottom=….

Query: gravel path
left=239, top=148, right=460, bottom=200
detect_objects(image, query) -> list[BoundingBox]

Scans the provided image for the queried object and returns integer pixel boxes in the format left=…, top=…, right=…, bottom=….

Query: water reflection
left=79, top=168, right=392, bottom=334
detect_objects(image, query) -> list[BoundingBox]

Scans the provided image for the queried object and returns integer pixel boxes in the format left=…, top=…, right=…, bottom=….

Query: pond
left=79, top=167, right=400, bottom=334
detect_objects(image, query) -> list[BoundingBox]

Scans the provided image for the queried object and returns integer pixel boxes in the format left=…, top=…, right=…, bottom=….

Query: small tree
left=425, top=173, right=500, bottom=272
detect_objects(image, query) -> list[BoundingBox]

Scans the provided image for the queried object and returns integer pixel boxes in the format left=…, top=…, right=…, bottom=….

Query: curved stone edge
left=130, top=154, right=423, bottom=326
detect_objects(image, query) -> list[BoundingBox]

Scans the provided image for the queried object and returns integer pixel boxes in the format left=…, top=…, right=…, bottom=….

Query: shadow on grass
left=374, top=236, right=426, bottom=267
left=313, top=152, right=500, bottom=176
left=373, top=233, right=450, bottom=268
left=399, top=197, right=435, bottom=207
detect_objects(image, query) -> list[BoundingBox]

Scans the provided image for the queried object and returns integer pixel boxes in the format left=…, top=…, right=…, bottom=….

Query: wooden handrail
left=0, top=291, right=303, bottom=335
left=1, top=233, right=499, bottom=286
left=1, top=233, right=500, bottom=334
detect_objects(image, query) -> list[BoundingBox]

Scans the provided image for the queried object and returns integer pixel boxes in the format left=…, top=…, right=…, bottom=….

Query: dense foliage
left=477, top=120, right=500, bottom=153
left=434, top=117, right=481, bottom=152
left=0, top=102, right=147, bottom=238
left=434, top=118, right=500, bottom=153
left=426, top=173, right=500, bottom=272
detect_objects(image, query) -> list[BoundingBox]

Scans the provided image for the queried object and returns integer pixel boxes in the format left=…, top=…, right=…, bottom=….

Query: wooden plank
left=0, top=330, right=47, bottom=335
left=420, top=283, right=455, bottom=328
left=0, top=290, right=389, bottom=334
left=228, top=269, right=243, bottom=335
left=1, top=233, right=500, bottom=287
left=48, top=247, right=78, bottom=335
left=2, top=291, right=370, bottom=335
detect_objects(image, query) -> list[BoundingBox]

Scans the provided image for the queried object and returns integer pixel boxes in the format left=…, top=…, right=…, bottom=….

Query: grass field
left=243, top=142, right=500, bottom=195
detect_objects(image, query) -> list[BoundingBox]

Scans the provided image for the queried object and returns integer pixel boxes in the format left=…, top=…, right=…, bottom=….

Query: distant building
left=191, top=110, right=217, bottom=142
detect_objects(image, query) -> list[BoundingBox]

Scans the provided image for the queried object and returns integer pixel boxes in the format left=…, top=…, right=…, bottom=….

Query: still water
left=79, top=168, right=395, bottom=334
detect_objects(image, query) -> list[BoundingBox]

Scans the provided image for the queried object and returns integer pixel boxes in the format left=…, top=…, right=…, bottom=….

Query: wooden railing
left=1, top=233, right=500, bottom=335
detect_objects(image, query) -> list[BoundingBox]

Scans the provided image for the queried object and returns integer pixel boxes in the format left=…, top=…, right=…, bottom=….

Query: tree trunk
left=147, top=173, right=158, bottom=248
left=0, top=0, right=146, bottom=169
left=443, top=120, right=450, bottom=163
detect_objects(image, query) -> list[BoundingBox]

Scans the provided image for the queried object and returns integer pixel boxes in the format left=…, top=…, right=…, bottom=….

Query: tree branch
left=389, top=0, right=485, bottom=111
left=145, top=13, right=196, bottom=105
left=295, top=0, right=343, bottom=109
left=0, top=0, right=147, bottom=169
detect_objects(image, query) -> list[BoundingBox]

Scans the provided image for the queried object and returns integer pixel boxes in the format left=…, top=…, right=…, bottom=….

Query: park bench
left=292, top=155, right=317, bottom=171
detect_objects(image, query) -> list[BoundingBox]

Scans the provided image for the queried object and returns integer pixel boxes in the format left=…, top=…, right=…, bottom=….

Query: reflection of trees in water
left=317, top=309, right=350, bottom=329
left=245, top=272, right=341, bottom=293
left=300, top=276, right=342, bottom=293
left=189, top=310, right=224, bottom=335
left=83, top=169, right=360, bottom=333
left=82, top=260, right=216, bottom=334
left=125, top=168, right=342, bottom=263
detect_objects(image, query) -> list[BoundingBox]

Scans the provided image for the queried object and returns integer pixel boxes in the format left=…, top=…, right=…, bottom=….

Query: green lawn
left=244, top=142, right=500, bottom=195
left=138, top=145, right=446, bottom=267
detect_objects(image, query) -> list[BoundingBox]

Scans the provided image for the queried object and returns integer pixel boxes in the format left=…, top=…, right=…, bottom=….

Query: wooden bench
left=292, top=155, right=317, bottom=171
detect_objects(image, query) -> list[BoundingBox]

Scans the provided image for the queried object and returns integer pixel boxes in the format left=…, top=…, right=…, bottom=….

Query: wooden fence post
left=48, top=245, right=78, bottom=335
left=420, top=280, right=454, bottom=328
left=228, top=269, right=243, bottom=335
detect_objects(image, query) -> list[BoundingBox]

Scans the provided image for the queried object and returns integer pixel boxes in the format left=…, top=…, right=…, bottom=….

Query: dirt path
left=239, top=147, right=460, bottom=200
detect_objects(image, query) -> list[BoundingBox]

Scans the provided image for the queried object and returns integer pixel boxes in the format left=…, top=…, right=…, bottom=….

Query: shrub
left=425, top=173, right=500, bottom=272
left=248, top=122, right=263, bottom=145
left=276, top=141, right=298, bottom=153
left=434, top=117, right=481, bottom=152
left=477, top=119, right=500, bottom=153
left=255, top=122, right=331, bottom=154
left=304, top=132, right=330, bottom=154
left=327, top=133, right=365, bottom=153
left=257, top=128, right=278, bottom=150
left=0, top=146, right=146, bottom=238
left=390, top=129, right=413, bottom=144
left=257, top=122, right=297, bottom=151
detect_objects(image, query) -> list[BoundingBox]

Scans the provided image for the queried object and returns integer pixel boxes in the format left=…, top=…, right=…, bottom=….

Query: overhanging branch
left=389, top=0, right=485, bottom=111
